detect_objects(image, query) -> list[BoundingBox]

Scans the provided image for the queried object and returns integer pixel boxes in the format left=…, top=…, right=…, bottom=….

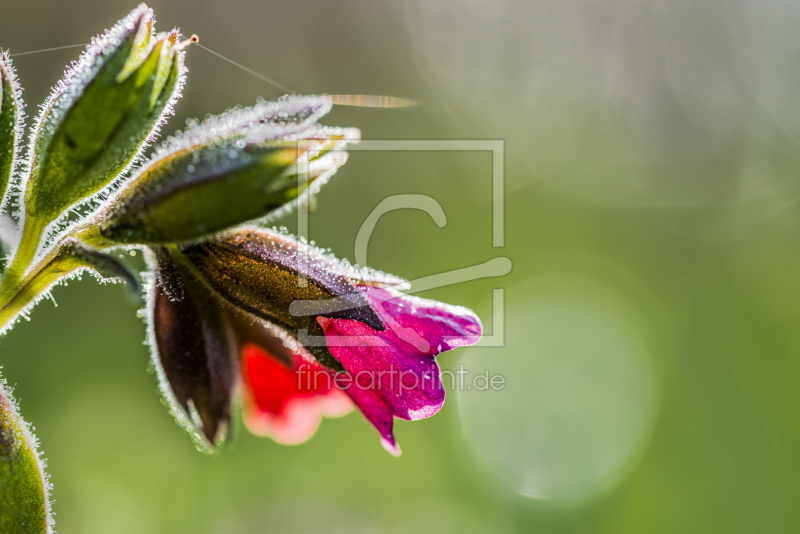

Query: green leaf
left=0, top=53, right=24, bottom=210
left=24, top=5, right=186, bottom=224
left=0, top=380, right=52, bottom=534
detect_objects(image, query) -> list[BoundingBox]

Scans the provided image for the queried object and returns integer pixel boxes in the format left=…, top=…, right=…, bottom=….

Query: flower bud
left=178, top=229, right=384, bottom=371
left=0, top=53, right=23, bottom=210
left=98, top=107, right=357, bottom=244
left=24, top=4, right=187, bottom=224
left=0, top=380, right=52, bottom=533
left=149, top=247, right=235, bottom=448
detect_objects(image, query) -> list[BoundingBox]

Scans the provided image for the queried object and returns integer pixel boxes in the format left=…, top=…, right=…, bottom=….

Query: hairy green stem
left=0, top=247, right=71, bottom=332
left=0, top=221, right=111, bottom=333
left=3, top=216, right=47, bottom=285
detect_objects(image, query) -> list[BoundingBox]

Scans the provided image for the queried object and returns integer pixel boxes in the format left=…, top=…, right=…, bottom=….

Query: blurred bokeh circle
left=457, top=275, right=659, bottom=502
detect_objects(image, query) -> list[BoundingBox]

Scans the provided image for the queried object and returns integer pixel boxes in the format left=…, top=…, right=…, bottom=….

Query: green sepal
left=99, top=137, right=347, bottom=245
left=115, top=11, right=154, bottom=83
left=177, top=229, right=390, bottom=372
left=149, top=245, right=236, bottom=447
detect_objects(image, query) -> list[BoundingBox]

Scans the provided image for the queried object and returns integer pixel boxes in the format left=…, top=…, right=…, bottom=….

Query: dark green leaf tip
left=0, top=53, right=25, bottom=213
left=62, top=240, right=141, bottom=293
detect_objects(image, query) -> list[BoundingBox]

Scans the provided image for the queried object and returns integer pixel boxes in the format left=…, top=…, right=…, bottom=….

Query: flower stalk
left=0, top=227, right=134, bottom=334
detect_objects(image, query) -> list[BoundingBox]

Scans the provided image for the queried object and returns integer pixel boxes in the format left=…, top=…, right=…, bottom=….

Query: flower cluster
left=0, top=3, right=482, bottom=462
left=152, top=230, right=481, bottom=454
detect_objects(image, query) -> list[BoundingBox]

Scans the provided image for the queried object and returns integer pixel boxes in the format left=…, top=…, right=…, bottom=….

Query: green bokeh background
left=3, top=0, right=800, bottom=532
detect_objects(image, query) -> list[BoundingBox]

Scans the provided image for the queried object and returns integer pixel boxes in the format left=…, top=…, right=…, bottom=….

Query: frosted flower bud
left=24, top=4, right=187, bottom=224
left=98, top=97, right=358, bottom=244
left=178, top=228, right=384, bottom=371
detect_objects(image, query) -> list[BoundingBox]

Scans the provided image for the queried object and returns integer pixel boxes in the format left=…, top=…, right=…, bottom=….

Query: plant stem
left=2, top=216, right=46, bottom=285
left=0, top=215, right=48, bottom=329
left=0, top=219, right=110, bottom=333
left=0, top=246, right=72, bottom=333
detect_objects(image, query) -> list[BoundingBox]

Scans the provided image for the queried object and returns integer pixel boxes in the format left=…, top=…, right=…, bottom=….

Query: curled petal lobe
left=318, top=286, right=482, bottom=453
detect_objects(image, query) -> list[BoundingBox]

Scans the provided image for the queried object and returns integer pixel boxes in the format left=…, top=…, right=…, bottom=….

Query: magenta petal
left=318, top=286, right=482, bottom=452
left=335, top=377, right=401, bottom=456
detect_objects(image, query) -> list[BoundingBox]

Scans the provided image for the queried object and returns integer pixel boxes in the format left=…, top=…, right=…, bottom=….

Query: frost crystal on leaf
left=95, top=98, right=358, bottom=245
left=0, top=377, right=54, bottom=533
left=20, top=4, right=188, bottom=265
left=0, top=52, right=26, bottom=218
left=154, top=95, right=335, bottom=156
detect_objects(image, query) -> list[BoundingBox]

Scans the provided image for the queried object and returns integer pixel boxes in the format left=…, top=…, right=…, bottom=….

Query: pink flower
left=238, top=284, right=481, bottom=454
left=318, top=286, right=482, bottom=455
left=150, top=229, right=482, bottom=453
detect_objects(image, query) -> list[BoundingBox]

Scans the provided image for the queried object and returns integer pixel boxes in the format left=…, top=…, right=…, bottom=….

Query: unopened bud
left=178, top=229, right=384, bottom=371
left=24, top=4, right=187, bottom=224
left=98, top=99, right=357, bottom=244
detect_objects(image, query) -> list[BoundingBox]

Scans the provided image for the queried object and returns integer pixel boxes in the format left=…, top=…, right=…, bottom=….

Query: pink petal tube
left=318, top=286, right=482, bottom=455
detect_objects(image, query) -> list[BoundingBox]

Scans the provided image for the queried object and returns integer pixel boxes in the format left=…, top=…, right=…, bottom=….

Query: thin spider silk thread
left=8, top=39, right=418, bottom=107
left=194, top=42, right=417, bottom=107
left=9, top=43, right=88, bottom=57
left=194, top=43, right=298, bottom=95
